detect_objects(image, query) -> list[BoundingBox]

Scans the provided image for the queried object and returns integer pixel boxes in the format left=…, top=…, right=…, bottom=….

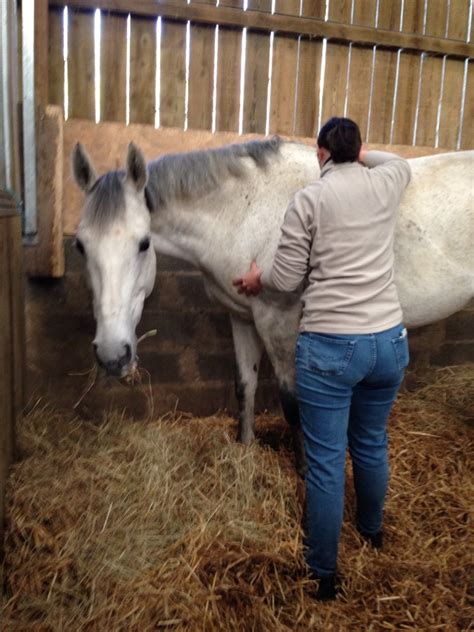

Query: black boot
left=310, top=573, right=339, bottom=601
left=359, top=529, right=383, bottom=550
left=317, top=575, right=338, bottom=601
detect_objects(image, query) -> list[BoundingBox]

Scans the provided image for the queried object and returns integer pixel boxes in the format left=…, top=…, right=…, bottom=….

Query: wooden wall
left=45, top=0, right=473, bottom=149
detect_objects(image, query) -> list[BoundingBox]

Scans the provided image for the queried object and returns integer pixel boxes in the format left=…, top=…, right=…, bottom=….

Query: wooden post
left=0, top=190, right=24, bottom=566
left=23, top=104, right=65, bottom=278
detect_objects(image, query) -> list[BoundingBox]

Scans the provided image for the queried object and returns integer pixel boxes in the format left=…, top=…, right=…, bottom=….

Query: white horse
left=72, top=138, right=473, bottom=472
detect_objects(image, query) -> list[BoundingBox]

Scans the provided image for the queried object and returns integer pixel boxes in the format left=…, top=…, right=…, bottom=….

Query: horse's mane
left=145, top=136, right=283, bottom=210
left=85, top=170, right=126, bottom=228
left=83, top=137, right=283, bottom=226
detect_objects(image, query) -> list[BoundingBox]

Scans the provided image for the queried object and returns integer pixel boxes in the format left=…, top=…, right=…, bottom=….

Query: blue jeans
left=295, top=324, right=409, bottom=577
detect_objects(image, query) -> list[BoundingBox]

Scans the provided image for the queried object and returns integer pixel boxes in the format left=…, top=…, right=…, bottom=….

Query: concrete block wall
left=25, top=239, right=473, bottom=419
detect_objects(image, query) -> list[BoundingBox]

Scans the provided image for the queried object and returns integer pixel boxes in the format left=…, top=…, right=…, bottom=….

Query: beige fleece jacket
left=261, top=151, right=412, bottom=334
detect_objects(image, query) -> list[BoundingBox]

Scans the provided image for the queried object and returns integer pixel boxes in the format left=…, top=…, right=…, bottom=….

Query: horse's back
left=394, top=151, right=473, bottom=326
left=399, top=151, right=474, bottom=271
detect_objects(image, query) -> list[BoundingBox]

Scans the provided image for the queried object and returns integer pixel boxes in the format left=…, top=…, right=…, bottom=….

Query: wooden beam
left=49, top=0, right=474, bottom=59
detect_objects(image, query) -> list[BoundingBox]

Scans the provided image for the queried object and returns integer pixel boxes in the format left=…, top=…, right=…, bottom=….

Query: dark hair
left=317, top=117, right=362, bottom=163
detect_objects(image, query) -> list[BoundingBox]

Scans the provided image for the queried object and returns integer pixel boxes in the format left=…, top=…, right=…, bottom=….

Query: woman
left=233, top=117, right=411, bottom=601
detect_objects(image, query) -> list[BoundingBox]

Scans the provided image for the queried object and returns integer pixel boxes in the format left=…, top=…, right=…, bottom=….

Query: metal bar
left=0, top=0, right=21, bottom=197
left=22, top=0, right=38, bottom=239
left=0, top=1, right=11, bottom=190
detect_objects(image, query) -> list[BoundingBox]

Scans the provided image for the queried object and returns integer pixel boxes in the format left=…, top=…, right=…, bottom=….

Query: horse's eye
left=139, top=237, right=150, bottom=253
left=76, top=239, right=85, bottom=256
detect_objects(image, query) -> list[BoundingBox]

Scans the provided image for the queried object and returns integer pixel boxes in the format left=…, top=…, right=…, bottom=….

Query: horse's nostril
left=124, top=343, right=132, bottom=362
left=92, top=343, right=99, bottom=356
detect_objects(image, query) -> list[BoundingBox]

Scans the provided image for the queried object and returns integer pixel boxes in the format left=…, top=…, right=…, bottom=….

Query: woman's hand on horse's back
left=233, top=261, right=263, bottom=296
left=358, top=146, right=367, bottom=164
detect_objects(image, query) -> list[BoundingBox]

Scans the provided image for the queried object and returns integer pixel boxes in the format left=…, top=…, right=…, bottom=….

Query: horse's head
left=72, top=142, right=156, bottom=377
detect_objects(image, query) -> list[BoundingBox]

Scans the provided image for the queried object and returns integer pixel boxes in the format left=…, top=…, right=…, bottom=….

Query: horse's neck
left=148, top=143, right=319, bottom=268
left=150, top=199, right=215, bottom=268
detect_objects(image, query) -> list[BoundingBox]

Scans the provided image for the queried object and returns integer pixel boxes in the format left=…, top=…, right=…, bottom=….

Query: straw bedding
left=2, top=365, right=473, bottom=630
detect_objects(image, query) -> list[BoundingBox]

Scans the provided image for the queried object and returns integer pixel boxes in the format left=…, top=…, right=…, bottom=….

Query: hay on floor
left=1, top=365, right=473, bottom=630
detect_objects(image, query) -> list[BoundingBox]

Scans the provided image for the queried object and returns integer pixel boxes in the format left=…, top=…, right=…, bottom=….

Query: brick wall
left=25, top=239, right=473, bottom=419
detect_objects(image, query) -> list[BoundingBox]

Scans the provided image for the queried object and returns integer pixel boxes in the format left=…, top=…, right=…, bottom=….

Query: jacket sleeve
left=260, top=188, right=316, bottom=292
left=362, top=150, right=412, bottom=196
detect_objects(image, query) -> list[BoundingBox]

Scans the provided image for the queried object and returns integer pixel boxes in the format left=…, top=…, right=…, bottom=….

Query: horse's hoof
left=295, top=458, right=308, bottom=479
left=237, top=431, right=255, bottom=446
left=296, top=465, right=308, bottom=479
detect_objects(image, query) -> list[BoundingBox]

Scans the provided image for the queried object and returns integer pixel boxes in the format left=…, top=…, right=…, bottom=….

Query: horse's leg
left=278, top=382, right=306, bottom=478
left=252, top=302, right=307, bottom=476
left=230, top=315, right=264, bottom=445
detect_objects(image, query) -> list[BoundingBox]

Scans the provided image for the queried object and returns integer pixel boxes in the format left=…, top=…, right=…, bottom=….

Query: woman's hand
left=233, top=260, right=263, bottom=296
left=359, top=146, right=367, bottom=163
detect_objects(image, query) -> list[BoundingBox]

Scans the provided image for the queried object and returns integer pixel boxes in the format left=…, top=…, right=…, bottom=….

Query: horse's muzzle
left=94, top=342, right=132, bottom=377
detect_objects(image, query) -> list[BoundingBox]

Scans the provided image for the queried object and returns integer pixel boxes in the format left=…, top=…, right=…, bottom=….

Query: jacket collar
left=320, top=159, right=361, bottom=179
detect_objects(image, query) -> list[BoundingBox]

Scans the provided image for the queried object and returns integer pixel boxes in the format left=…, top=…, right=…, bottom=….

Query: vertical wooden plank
left=68, top=10, right=95, bottom=121
left=9, top=213, right=24, bottom=438
left=247, top=0, right=272, bottom=10
left=391, top=51, right=421, bottom=145
left=320, top=43, right=349, bottom=126
left=268, top=34, right=298, bottom=134
left=346, top=45, right=373, bottom=140
left=188, top=23, right=215, bottom=131
left=352, top=0, right=377, bottom=26
left=294, top=37, right=322, bottom=137
left=402, top=0, right=425, bottom=34
left=328, top=0, right=352, bottom=23
left=48, top=8, right=64, bottom=110
left=301, top=0, right=325, bottom=18
left=345, top=1, right=376, bottom=139
left=448, top=0, right=469, bottom=40
left=130, top=16, right=156, bottom=126
left=276, top=0, right=302, bottom=16
left=0, top=201, right=23, bottom=564
left=160, top=20, right=187, bottom=129
left=100, top=13, right=127, bottom=123
left=460, top=61, right=473, bottom=149
left=424, top=0, right=449, bottom=37
left=415, top=55, right=443, bottom=147
left=215, top=27, right=242, bottom=132
left=35, top=0, right=49, bottom=106
left=0, top=215, right=13, bottom=559
left=243, top=30, right=270, bottom=134
left=377, top=0, right=403, bottom=30
left=219, top=0, right=243, bottom=7
left=438, top=58, right=465, bottom=149
left=368, top=48, right=397, bottom=143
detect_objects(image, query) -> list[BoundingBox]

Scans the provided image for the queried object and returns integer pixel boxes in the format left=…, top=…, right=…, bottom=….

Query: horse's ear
left=126, top=142, right=148, bottom=192
left=72, top=143, right=97, bottom=192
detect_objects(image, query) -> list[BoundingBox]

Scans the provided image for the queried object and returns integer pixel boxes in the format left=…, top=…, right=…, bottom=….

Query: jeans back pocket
left=391, top=328, right=410, bottom=371
left=306, top=334, right=356, bottom=376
